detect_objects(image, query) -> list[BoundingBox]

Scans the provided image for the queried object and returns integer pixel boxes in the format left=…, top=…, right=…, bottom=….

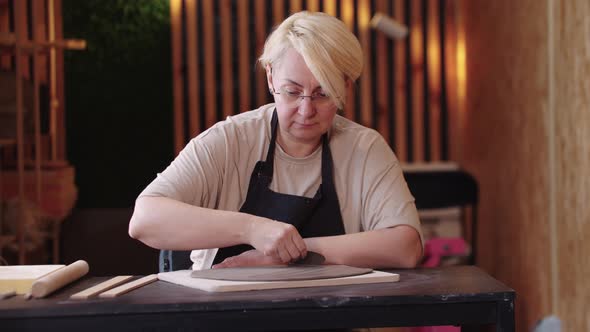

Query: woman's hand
left=212, top=249, right=284, bottom=268
left=244, top=216, right=307, bottom=263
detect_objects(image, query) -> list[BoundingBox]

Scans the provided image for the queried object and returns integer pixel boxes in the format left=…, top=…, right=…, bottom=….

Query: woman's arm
left=304, top=225, right=422, bottom=269
left=212, top=226, right=422, bottom=269
left=129, top=196, right=307, bottom=262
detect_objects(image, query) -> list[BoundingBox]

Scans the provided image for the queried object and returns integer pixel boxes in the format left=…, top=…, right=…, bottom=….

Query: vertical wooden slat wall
left=0, top=2, right=10, bottom=70
left=172, top=0, right=453, bottom=164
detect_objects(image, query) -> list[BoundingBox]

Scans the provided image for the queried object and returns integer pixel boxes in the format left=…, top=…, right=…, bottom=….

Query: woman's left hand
left=212, top=249, right=285, bottom=269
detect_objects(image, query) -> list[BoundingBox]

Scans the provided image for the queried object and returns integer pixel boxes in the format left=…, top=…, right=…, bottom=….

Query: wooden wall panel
left=458, top=0, right=590, bottom=330
left=185, top=0, right=200, bottom=137
left=172, top=0, right=453, bottom=161
left=170, top=0, right=184, bottom=153
left=553, top=0, right=590, bottom=330
left=394, top=0, right=407, bottom=161
left=219, top=0, right=234, bottom=118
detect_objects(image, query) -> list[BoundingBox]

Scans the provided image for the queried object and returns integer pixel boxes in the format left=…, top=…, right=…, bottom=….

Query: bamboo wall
left=171, top=0, right=461, bottom=163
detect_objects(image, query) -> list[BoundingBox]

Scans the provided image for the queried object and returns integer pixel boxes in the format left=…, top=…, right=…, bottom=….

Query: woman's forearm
left=129, top=196, right=307, bottom=263
left=129, top=196, right=255, bottom=250
left=304, top=226, right=423, bottom=269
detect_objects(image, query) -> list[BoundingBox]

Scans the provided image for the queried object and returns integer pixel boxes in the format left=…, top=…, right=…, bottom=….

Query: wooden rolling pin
left=30, top=260, right=89, bottom=298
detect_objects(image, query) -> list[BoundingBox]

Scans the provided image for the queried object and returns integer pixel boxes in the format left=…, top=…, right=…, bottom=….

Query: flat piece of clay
left=190, top=265, right=372, bottom=281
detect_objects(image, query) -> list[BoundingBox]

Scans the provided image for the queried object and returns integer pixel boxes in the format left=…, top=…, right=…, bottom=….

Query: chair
left=402, top=164, right=479, bottom=265
left=159, top=250, right=192, bottom=272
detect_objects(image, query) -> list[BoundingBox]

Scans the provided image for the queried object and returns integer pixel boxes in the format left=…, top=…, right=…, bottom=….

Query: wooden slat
left=15, top=0, right=29, bottom=79
left=0, top=2, right=12, bottom=69
left=202, top=0, right=217, bottom=128
left=31, top=0, right=44, bottom=207
left=427, top=0, right=441, bottom=161
left=170, top=0, right=184, bottom=154
left=254, top=0, right=268, bottom=107
left=98, top=275, right=158, bottom=298
left=220, top=0, right=234, bottom=119
left=340, top=0, right=355, bottom=120
left=444, top=0, right=460, bottom=161
left=185, top=0, right=200, bottom=137
left=273, top=0, right=285, bottom=25
left=410, top=0, right=425, bottom=161
left=70, top=276, right=134, bottom=300
left=32, top=0, right=47, bottom=83
left=307, top=0, right=320, bottom=12
left=357, top=0, right=372, bottom=127
left=54, top=0, right=66, bottom=160
left=237, top=0, right=250, bottom=113
left=394, top=0, right=407, bottom=161
left=14, top=0, right=26, bottom=264
left=290, top=0, right=302, bottom=14
left=323, top=0, right=336, bottom=16
left=375, top=0, right=390, bottom=143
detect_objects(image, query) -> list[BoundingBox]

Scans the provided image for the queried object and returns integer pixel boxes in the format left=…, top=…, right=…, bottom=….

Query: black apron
left=213, top=110, right=345, bottom=264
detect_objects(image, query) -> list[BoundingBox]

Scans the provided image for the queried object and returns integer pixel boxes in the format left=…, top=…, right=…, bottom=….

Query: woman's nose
left=297, top=97, right=315, bottom=116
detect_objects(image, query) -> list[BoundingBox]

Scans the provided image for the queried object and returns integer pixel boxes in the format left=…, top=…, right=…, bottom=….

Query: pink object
left=412, top=326, right=460, bottom=332
left=422, top=237, right=469, bottom=268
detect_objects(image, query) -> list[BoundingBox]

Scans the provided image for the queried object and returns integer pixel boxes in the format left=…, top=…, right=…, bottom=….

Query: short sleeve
left=138, top=126, right=228, bottom=209
left=360, top=135, right=423, bottom=244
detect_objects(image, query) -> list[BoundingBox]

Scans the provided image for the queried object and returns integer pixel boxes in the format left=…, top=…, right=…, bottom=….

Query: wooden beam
left=237, top=0, right=250, bottom=113
left=427, top=0, right=442, bottom=161
left=170, top=0, right=184, bottom=154
left=202, top=0, right=217, bottom=128
left=341, top=0, right=355, bottom=121
left=375, top=0, right=390, bottom=144
left=185, top=0, right=200, bottom=137
left=394, top=0, right=407, bottom=161
left=410, top=0, right=425, bottom=162
left=358, top=0, right=372, bottom=127
left=220, top=0, right=234, bottom=118
left=254, top=0, right=268, bottom=106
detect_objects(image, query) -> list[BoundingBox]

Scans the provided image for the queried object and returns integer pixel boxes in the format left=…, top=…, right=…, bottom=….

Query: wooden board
left=159, top=270, right=399, bottom=293
left=0, top=265, right=64, bottom=294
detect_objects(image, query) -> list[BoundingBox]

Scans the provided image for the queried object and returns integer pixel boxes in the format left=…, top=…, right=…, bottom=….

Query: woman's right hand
left=244, top=216, right=307, bottom=263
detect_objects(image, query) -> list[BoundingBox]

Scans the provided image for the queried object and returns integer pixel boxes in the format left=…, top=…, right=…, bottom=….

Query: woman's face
left=267, top=48, right=339, bottom=148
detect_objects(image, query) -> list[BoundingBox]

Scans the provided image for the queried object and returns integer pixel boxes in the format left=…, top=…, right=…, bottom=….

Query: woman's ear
left=266, top=65, right=273, bottom=92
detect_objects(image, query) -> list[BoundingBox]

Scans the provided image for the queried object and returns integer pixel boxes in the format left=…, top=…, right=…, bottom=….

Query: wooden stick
left=70, top=276, right=134, bottom=300
left=98, top=275, right=158, bottom=298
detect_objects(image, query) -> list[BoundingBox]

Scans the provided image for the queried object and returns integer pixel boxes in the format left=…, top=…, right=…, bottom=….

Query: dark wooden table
left=0, top=265, right=514, bottom=331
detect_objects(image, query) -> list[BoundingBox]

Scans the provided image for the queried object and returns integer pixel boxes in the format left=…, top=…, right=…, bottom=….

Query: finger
left=284, top=240, right=303, bottom=261
left=276, top=246, right=291, bottom=263
left=292, top=234, right=307, bottom=257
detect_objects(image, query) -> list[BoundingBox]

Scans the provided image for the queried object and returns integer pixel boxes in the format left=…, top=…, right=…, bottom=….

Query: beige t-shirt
left=139, top=104, right=423, bottom=269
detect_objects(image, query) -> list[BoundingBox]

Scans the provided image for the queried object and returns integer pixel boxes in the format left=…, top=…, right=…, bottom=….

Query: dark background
left=60, top=0, right=172, bottom=275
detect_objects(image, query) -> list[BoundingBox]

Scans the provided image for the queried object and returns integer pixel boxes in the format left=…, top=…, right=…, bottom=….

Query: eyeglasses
left=270, top=86, right=334, bottom=108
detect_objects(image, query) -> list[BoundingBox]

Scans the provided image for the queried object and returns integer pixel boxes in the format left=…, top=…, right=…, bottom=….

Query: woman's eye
left=314, top=91, right=329, bottom=99
left=284, top=90, right=301, bottom=97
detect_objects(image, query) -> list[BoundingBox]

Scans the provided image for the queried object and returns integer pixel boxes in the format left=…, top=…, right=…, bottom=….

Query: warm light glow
left=357, top=0, right=370, bottom=29
left=456, top=30, right=466, bottom=103
left=427, top=41, right=441, bottom=93
left=341, top=0, right=354, bottom=30
left=411, top=27, right=423, bottom=67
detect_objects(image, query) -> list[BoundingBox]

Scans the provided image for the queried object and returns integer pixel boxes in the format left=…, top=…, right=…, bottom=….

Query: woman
left=129, top=11, right=423, bottom=270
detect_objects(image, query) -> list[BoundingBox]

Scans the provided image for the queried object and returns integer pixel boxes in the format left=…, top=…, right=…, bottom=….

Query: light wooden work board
left=158, top=269, right=399, bottom=293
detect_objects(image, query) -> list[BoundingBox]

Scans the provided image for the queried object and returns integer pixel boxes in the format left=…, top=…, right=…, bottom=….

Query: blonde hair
left=259, top=11, right=363, bottom=109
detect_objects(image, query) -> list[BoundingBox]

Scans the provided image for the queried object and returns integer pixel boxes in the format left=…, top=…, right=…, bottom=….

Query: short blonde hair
left=259, top=11, right=363, bottom=109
